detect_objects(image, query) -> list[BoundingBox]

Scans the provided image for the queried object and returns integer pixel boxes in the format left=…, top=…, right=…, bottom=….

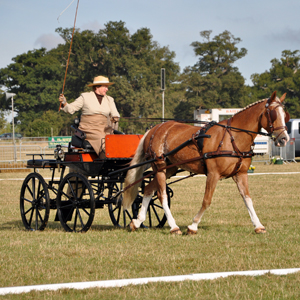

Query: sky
left=1, top=0, right=300, bottom=88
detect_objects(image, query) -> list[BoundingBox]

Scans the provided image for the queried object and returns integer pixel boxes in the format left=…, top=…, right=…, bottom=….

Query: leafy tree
left=0, top=110, right=7, bottom=133
left=24, top=110, right=70, bottom=137
left=250, top=50, right=300, bottom=118
left=56, top=21, right=180, bottom=127
left=0, top=21, right=180, bottom=135
left=0, top=48, right=65, bottom=134
left=175, top=30, right=248, bottom=119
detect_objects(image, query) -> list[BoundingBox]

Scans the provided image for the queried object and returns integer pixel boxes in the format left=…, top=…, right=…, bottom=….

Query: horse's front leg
left=233, top=173, right=266, bottom=233
left=187, top=172, right=219, bottom=235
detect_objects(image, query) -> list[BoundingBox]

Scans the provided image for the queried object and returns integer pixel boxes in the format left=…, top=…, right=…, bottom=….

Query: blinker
left=270, top=110, right=277, bottom=123
left=285, top=111, right=290, bottom=123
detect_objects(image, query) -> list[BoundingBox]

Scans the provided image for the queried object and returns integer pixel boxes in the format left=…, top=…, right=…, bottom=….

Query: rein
left=114, top=97, right=289, bottom=195
left=118, top=121, right=253, bottom=195
left=209, top=121, right=270, bottom=137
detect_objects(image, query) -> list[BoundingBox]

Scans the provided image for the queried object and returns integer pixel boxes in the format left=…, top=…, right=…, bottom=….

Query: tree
left=0, top=21, right=180, bottom=135
left=0, top=48, right=65, bottom=134
left=0, top=110, right=7, bottom=133
left=24, top=110, right=70, bottom=137
left=56, top=22, right=180, bottom=122
left=250, top=50, right=300, bottom=118
left=175, top=30, right=248, bottom=119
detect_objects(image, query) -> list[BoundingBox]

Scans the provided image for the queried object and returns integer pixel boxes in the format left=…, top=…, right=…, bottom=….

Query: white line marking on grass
left=0, top=268, right=299, bottom=295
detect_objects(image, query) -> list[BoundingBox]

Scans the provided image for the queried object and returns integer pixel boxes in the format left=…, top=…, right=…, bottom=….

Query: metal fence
left=251, top=137, right=271, bottom=164
left=0, top=140, right=54, bottom=170
left=271, top=138, right=296, bottom=163
left=1, top=136, right=296, bottom=170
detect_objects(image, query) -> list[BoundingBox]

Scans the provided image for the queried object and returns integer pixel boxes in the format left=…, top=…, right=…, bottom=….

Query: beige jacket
left=62, top=91, right=120, bottom=118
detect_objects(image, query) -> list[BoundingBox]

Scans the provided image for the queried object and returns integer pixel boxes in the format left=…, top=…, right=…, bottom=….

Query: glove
left=59, top=94, right=67, bottom=106
left=111, top=117, right=119, bottom=123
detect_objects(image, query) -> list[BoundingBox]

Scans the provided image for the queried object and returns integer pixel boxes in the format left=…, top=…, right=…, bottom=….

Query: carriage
left=20, top=125, right=175, bottom=233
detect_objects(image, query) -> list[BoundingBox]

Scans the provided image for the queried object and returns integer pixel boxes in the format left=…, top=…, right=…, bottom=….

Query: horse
left=122, top=91, right=290, bottom=235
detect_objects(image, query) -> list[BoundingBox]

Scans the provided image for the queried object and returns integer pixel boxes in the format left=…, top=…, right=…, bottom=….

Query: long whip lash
left=57, top=0, right=76, bottom=22
left=58, top=0, right=80, bottom=111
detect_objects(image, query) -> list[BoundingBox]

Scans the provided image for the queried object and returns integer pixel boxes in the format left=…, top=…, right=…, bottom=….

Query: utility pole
left=161, top=68, right=165, bottom=122
left=6, top=93, right=17, bottom=162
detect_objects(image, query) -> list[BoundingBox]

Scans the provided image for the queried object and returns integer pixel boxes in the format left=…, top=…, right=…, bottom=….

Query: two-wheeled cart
left=20, top=133, right=173, bottom=232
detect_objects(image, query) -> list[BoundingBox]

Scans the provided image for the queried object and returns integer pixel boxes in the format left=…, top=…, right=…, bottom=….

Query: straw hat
left=87, top=76, right=114, bottom=87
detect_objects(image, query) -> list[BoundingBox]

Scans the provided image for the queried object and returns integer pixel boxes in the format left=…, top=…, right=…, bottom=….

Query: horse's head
left=261, top=91, right=290, bottom=147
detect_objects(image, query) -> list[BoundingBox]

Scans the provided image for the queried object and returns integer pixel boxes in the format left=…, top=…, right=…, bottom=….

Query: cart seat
left=105, top=134, right=143, bottom=158
left=71, top=134, right=93, bottom=149
left=27, top=159, right=57, bottom=168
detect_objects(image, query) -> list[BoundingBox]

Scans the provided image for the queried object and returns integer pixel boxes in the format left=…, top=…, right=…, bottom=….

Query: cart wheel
left=56, top=173, right=95, bottom=232
left=108, top=182, right=136, bottom=228
left=108, top=179, right=172, bottom=229
left=20, top=173, right=50, bottom=231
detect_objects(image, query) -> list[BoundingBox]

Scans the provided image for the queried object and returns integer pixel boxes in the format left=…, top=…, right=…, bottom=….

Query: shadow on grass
left=0, top=220, right=24, bottom=231
left=0, top=220, right=123, bottom=232
left=1, top=220, right=249, bottom=234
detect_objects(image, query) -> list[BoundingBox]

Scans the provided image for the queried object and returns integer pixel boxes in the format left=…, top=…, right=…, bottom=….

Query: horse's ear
left=280, top=93, right=287, bottom=103
left=270, top=91, right=277, bottom=102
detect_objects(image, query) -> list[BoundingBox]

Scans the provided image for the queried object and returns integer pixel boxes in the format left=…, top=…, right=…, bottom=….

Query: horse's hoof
left=187, top=228, right=197, bottom=235
left=170, top=228, right=182, bottom=235
left=129, top=220, right=137, bottom=232
left=255, top=227, right=266, bottom=234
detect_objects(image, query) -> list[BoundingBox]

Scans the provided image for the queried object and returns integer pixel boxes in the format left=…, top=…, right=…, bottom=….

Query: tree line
left=1, top=21, right=300, bottom=136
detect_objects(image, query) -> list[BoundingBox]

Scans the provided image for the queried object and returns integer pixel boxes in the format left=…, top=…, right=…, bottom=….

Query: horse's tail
left=122, top=131, right=151, bottom=211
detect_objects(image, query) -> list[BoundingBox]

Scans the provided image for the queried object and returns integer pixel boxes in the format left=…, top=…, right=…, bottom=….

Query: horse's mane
left=233, top=98, right=268, bottom=118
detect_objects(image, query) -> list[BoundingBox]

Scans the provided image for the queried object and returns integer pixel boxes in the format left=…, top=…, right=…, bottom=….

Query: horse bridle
left=265, top=98, right=290, bottom=139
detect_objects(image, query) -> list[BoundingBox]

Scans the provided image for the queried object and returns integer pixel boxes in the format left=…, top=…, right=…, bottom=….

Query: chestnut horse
left=122, top=91, right=290, bottom=234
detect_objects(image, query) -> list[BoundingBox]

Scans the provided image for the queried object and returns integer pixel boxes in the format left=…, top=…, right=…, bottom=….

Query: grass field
left=0, top=162, right=300, bottom=299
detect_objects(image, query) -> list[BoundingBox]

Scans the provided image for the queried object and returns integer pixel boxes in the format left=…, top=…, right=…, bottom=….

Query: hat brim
left=87, top=82, right=114, bottom=87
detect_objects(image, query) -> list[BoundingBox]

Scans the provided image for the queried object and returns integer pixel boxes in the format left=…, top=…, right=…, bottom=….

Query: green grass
left=1, top=162, right=300, bottom=299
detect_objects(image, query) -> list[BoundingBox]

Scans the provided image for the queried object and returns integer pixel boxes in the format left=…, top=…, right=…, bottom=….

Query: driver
left=59, top=76, right=120, bottom=156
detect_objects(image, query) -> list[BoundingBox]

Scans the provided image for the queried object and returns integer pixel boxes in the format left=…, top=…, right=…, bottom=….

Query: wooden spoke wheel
left=20, top=173, right=50, bottom=231
left=56, top=173, right=95, bottom=232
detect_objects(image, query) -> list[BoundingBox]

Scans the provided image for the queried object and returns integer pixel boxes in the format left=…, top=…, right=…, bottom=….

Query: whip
left=58, top=0, right=80, bottom=111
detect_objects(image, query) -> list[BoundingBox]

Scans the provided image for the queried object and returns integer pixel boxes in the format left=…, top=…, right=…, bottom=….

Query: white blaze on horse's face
left=271, top=101, right=290, bottom=147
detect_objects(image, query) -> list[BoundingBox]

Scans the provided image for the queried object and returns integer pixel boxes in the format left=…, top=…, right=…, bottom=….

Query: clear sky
left=1, top=0, right=300, bottom=86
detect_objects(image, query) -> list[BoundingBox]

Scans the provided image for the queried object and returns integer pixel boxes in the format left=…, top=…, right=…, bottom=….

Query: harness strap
left=265, top=101, right=287, bottom=134
left=122, top=154, right=204, bottom=193
left=201, top=118, right=254, bottom=178
left=123, top=118, right=256, bottom=193
left=145, top=122, right=165, bottom=160
left=226, top=118, right=244, bottom=177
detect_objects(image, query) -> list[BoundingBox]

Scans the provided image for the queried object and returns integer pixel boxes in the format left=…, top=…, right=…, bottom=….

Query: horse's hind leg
left=130, top=166, right=179, bottom=233
left=187, top=173, right=219, bottom=235
left=233, top=173, right=266, bottom=233
left=130, top=181, right=155, bottom=231
left=155, top=167, right=182, bottom=234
